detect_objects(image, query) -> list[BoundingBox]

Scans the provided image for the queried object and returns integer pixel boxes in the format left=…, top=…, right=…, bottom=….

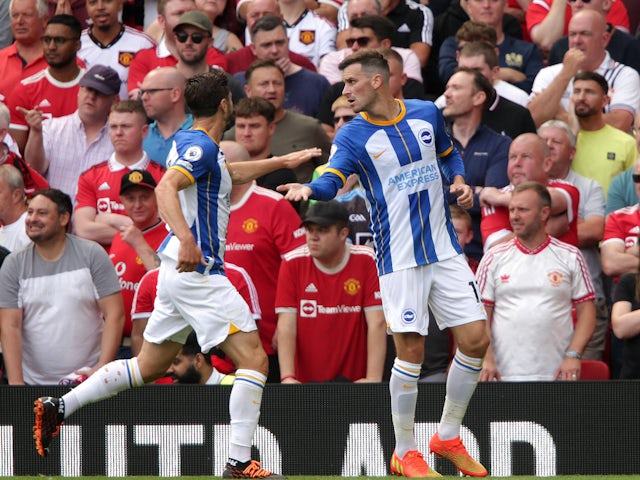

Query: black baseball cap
left=79, top=65, right=121, bottom=96
left=120, top=169, right=157, bottom=194
left=301, top=200, right=350, bottom=227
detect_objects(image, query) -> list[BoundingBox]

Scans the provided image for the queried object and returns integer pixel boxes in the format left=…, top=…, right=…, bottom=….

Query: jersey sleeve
left=571, top=250, right=595, bottom=303
left=481, top=205, right=512, bottom=249
left=74, top=170, right=97, bottom=210
left=602, top=212, right=625, bottom=244
left=225, top=263, right=261, bottom=320
left=7, top=84, right=29, bottom=130
left=131, top=268, right=158, bottom=320
left=89, top=241, right=122, bottom=298
left=475, top=250, right=496, bottom=307
left=0, top=253, right=21, bottom=308
left=613, top=272, right=636, bottom=303
left=274, top=258, right=298, bottom=311
left=609, top=66, right=640, bottom=116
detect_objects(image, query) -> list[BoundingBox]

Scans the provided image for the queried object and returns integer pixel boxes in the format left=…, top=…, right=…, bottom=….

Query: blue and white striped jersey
left=309, top=99, right=465, bottom=275
left=159, top=129, right=231, bottom=275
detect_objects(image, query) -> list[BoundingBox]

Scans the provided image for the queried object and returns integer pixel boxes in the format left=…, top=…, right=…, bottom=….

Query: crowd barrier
left=1, top=382, right=638, bottom=477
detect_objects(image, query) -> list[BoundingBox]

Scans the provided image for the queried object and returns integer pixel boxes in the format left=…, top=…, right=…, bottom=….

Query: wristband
left=280, top=375, right=297, bottom=382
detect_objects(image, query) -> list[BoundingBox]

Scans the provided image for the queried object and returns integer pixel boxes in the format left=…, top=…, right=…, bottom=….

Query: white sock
left=390, top=358, right=421, bottom=458
left=438, top=350, right=482, bottom=440
left=62, top=359, right=144, bottom=419
left=228, top=369, right=266, bottom=463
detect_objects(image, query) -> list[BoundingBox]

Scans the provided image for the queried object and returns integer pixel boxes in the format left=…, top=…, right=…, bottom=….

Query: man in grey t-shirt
left=0, top=189, right=124, bottom=385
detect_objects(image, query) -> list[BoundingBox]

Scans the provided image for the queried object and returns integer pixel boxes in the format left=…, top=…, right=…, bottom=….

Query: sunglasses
left=175, top=31, right=209, bottom=44
left=346, top=36, right=372, bottom=48
left=41, top=35, right=79, bottom=46
left=633, top=174, right=640, bottom=184
left=333, top=115, right=355, bottom=124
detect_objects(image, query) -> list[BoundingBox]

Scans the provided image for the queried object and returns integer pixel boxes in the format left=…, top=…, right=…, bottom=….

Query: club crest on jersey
left=242, top=218, right=259, bottom=234
left=118, top=51, right=135, bottom=67
left=343, top=278, right=361, bottom=295
left=184, top=146, right=203, bottom=161
left=419, top=129, right=433, bottom=145
left=547, top=271, right=564, bottom=287
left=299, top=30, right=315, bottom=45
left=401, top=309, right=417, bottom=324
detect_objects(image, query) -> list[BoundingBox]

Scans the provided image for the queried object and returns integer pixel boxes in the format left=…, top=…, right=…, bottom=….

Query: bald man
left=140, top=67, right=193, bottom=167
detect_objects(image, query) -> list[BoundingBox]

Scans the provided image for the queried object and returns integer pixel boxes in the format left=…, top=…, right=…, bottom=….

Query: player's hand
left=276, top=148, right=322, bottom=169
left=176, top=236, right=207, bottom=272
left=556, top=358, right=581, bottom=381
left=16, top=106, right=44, bottom=132
left=451, top=183, right=473, bottom=209
left=276, top=183, right=313, bottom=201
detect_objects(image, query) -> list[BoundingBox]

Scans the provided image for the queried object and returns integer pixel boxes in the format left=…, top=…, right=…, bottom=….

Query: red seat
left=580, top=360, right=610, bottom=380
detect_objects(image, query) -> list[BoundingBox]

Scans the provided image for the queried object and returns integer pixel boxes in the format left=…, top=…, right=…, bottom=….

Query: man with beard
left=79, top=0, right=156, bottom=100
left=570, top=71, right=637, bottom=198
left=0, top=188, right=125, bottom=385
left=167, top=331, right=236, bottom=384
left=33, top=71, right=320, bottom=478
left=8, top=14, right=85, bottom=154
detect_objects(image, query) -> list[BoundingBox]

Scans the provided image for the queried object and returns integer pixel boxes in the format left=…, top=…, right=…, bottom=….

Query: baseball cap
left=79, top=65, right=121, bottom=96
left=174, top=10, right=213, bottom=34
left=120, top=169, right=157, bottom=194
left=302, top=200, right=350, bottom=227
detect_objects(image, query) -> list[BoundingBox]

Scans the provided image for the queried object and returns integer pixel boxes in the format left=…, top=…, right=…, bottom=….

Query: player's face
left=251, top=26, right=289, bottom=62
left=235, top=114, right=274, bottom=157
left=341, top=63, right=378, bottom=113
left=567, top=13, right=608, bottom=56
left=109, top=111, right=148, bottom=155
left=11, top=0, right=46, bottom=43
left=161, top=0, right=196, bottom=37
left=78, top=86, right=116, bottom=120
left=304, top=224, right=348, bottom=263
left=42, top=23, right=80, bottom=68
left=507, top=136, right=550, bottom=185
left=26, top=195, right=69, bottom=243
left=120, top=186, right=158, bottom=227
left=538, top=126, right=574, bottom=170
left=571, top=79, right=608, bottom=118
left=174, top=26, right=211, bottom=65
left=86, top=0, right=123, bottom=30
left=509, top=189, right=547, bottom=241
left=167, top=353, right=202, bottom=384
left=442, top=71, right=476, bottom=118
left=465, top=0, right=505, bottom=27
left=245, top=66, right=285, bottom=110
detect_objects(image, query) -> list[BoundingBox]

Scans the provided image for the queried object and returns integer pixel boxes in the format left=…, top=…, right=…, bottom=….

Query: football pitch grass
left=13, top=476, right=638, bottom=480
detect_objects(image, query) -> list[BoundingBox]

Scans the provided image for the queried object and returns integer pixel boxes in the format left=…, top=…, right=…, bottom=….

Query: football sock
left=61, top=358, right=144, bottom=419
left=228, top=369, right=266, bottom=463
left=438, top=349, right=483, bottom=440
left=390, top=358, right=421, bottom=458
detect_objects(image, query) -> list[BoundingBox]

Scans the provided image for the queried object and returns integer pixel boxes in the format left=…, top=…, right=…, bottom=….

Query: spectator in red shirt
left=74, top=100, right=165, bottom=247
left=0, top=0, right=48, bottom=104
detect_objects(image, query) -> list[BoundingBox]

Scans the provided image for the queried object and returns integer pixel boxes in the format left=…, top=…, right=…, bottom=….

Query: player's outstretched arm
left=228, top=148, right=322, bottom=184
left=276, top=183, right=313, bottom=201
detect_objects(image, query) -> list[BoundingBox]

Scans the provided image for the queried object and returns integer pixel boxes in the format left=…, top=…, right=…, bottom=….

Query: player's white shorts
left=379, top=254, right=486, bottom=335
left=143, top=259, right=256, bottom=352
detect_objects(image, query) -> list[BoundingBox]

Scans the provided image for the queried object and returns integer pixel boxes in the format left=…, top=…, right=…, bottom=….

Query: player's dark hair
left=184, top=71, right=230, bottom=118
left=452, top=66, right=495, bottom=110
left=245, top=58, right=285, bottom=84
left=350, top=15, right=396, bottom=42
left=338, top=49, right=390, bottom=81
left=573, top=70, right=609, bottom=95
left=46, top=14, right=82, bottom=38
left=512, top=181, right=552, bottom=209
left=235, top=97, right=276, bottom=123
left=250, top=14, right=285, bottom=38
left=459, top=41, right=499, bottom=69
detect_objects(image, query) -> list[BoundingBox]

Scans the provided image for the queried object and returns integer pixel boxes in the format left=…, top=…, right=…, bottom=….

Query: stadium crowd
left=0, top=0, right=640, bottom=389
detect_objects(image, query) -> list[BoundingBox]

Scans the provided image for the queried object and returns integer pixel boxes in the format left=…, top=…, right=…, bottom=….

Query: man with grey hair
left=0, top=0, right=49, bottom=103
left=0, top=164, right=30, bottom=252
left=538, top=119, right=608, bottom=361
